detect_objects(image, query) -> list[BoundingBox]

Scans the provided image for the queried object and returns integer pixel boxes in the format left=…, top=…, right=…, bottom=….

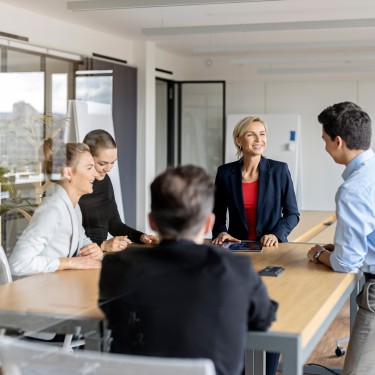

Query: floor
left=277, top=301, right=350, bottom=374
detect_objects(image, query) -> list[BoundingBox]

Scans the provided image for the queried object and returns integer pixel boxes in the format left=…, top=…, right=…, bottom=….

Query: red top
left=242, top=181, right=258, bottom=241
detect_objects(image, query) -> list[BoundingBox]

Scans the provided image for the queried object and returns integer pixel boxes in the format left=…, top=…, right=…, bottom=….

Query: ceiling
left=2, top=0, right=375, bottom=70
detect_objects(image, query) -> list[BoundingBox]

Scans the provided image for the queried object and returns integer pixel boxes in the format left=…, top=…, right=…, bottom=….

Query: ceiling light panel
left=193, top=40, right=375, bottom=54
left=231, top=53, right=375, bottom=65
left=143, top=18, right=375, bottom=36
left=258, top=66, right=375, bottom=74
left=67, top=0, right=281, bottom=11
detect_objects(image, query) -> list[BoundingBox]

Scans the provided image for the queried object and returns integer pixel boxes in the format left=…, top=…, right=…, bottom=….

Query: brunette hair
left=150, top=165, right=214, bottom=239
left=318, top=102, right=371, bottom=150
left=83, top=129, right=116, bottom=157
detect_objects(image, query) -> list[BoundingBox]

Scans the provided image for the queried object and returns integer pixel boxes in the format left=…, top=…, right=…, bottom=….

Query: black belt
left=363, top=272, right=375, bottom=280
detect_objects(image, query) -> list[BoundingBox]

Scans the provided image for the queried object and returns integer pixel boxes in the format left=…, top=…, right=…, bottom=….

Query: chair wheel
left=335, top=346, right=346, bottom=357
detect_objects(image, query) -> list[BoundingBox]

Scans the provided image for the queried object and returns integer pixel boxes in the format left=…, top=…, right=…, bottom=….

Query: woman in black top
left=79, top=129, right=158, bottom=252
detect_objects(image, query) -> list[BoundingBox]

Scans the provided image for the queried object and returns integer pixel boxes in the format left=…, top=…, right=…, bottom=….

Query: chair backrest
left=0, top=245, right=12, bottom=285
left=0, top=336, right=216, bottom=375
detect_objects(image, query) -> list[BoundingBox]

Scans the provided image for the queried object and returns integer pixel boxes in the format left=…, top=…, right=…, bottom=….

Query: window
left=0, top=46, right=78, bottom=254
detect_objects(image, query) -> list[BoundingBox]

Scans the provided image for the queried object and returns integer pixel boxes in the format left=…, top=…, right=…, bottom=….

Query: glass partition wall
left=155, top=80, right=225, bottom=177
left=0, top=46, right=79, bottom=254
left=179, top=81, right=225, bottom=177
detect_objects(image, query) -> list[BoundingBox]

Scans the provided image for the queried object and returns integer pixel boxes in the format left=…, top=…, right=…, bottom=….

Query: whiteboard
left=226, top=114, right=302, bottom=205
left=67, top=100, right=125, bottom=221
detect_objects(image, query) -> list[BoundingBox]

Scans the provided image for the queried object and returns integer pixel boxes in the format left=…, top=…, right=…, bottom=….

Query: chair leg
left=335, top=336, right=350, bottom=357
left=62, top=333, right=74, bottom=352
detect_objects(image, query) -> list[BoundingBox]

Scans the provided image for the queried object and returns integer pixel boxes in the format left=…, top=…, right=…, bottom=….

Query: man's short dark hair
left=150, top=165, right=214, bottom=239
left=318, top=101, right=372, bottom=150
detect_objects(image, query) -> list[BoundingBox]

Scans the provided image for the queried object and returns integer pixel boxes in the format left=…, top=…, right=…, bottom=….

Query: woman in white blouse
left=10, top=139, right=103, bottom=277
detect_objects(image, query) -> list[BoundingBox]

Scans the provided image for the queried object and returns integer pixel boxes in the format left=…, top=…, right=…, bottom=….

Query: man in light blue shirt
left=307, top=101, right=375, bottom=375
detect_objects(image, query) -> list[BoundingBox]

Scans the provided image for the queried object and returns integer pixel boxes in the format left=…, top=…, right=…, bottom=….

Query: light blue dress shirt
left=330, top=149, right=375, bottom=273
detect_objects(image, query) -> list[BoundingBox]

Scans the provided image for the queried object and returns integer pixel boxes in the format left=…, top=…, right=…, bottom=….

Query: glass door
left=155, top=80, right=225, bottom=178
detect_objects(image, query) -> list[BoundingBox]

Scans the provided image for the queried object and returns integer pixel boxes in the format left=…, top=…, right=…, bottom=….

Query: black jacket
left=212, top=157, right=300, bottom=242
left=99, top=239, right=278, bottom=375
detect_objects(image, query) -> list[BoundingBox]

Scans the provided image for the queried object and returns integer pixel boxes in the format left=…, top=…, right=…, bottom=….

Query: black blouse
left=79, top=175, right=144, bottom=245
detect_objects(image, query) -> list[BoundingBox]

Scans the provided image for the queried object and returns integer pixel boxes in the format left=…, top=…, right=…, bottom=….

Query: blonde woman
left=10, top=139, right=103, bottom=277
left=211, top=116, right=299, bottom=375
left=212, top=115, right=299, bottom=246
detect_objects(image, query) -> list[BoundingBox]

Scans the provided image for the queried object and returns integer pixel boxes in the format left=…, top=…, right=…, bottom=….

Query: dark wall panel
left=92, top=59, right=137, bottom=227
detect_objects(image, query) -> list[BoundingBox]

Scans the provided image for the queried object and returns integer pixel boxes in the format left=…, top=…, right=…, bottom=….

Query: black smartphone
left=259, top=266, right=285, bottom=277
left=222, top=241, right=263, bottom=252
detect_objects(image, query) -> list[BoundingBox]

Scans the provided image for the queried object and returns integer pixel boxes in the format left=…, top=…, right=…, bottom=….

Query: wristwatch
left=313, top=249, right=325, bottom=263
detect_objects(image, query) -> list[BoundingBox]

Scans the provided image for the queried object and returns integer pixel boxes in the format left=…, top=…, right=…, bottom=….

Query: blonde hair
left=42, top=138, right=90, bottom=182
left=232, top=116, right=267, bottom=159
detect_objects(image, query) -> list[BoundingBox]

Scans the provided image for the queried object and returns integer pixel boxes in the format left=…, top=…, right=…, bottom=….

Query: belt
left=363, top=272, right=375, bottom=280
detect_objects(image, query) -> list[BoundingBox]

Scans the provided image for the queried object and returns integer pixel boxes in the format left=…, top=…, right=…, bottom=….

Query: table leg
left=245, top=350, right=265, bottom=375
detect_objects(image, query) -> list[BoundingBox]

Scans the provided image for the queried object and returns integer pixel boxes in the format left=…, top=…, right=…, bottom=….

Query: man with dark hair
left=99, top=165, right=278, bottom=375
left=307, top=102, right=375, bottom=375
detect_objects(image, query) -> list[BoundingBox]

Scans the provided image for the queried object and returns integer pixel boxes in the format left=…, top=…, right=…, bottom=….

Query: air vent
left=155, top=68, right=173, bottom=75
left=92, top=53, right=127, bottom=65
left=0, top=31, right=28, bottom=42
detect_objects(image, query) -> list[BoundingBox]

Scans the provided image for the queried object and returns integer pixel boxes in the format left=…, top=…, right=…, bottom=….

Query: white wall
left=2, top=3, right=375, bottom=222
left=155, top=49, right=186, bottom=81
left=181, top=57, right=375, bottom=211
left=0, top=3, right=134, bottom=63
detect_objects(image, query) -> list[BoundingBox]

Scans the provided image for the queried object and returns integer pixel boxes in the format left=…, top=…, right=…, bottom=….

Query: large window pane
left=76, top=75, right=113, bottom=105
left=0, top=71, right=44, bottom=254
left=6, top=49, right=41, bottom=72
left=46, top=57, right=75, bottom=117
left=0, top=72, right=44, bottom=173
left=0, top=49, right=76, bottom=254
left=52, top=73, right=68, bottom=115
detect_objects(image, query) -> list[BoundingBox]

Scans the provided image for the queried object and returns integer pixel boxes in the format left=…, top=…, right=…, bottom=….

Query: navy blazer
left=212, top=157, right=299, bottom=242
left=99, top=239, right=277, bottom=375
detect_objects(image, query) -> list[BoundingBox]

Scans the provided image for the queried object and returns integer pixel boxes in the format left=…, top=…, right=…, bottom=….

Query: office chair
left=0, top=245, right=85, bottom=351
left=0, top=335, right=216, bottom=375
left=0, top=245, right=12, bottom=286
left=335, top=337, right=349, bottom=357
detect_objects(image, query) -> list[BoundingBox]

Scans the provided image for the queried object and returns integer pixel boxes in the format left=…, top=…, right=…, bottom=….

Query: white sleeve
left=75, top=205, right=92, bottom=253
left=9, top=200, right=62, bottom=276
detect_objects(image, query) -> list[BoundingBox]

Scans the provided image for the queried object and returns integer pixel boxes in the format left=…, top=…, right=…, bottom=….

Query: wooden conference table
left=0, top=269, right=103, bottom=336
left=243, top=242, right=356, bottom=375
left=288, top=210, right=336, bottom=243
left=0, top=242, right=356, bottom=375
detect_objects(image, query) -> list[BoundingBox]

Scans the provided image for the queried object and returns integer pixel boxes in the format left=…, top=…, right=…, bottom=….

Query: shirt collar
left=342, top=148, right=375, bottom=181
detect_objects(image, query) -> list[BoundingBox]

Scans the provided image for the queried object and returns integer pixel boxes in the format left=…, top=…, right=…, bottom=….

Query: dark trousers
left=266, top=352, right=280, bottom=375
